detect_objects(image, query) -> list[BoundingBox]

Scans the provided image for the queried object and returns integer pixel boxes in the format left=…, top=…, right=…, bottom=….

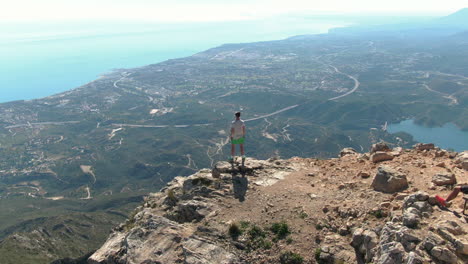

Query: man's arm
left=242, top=125, right=245, bottom=137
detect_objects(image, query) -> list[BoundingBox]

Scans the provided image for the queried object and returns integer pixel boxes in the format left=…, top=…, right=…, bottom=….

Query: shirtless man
left=230, top=112, right=246, bottom=166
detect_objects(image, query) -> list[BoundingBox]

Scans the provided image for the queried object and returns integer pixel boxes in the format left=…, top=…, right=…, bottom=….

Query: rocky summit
left=89, top=144, right=468, bottom=264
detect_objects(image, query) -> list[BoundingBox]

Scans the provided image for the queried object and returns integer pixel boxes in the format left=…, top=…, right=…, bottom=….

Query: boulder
left=339, top=148, right=358, bottom=157
left=455, top=239, right=468, bottom=255
left=390, top=147, right=403, bottom=156
left=437, top=220, right=468, bottom=255
left=211, top=161, right=233, bottom=178
left=183, top=173, right=214, bottom=191
left=319, top=235, right=356, bottom=264
left=166, top=200, right=212, bottom=223
left=430, top=246, right=458, bottom=264
left=377, top=241, right=406, bottom=264
left=406, top=251, right=424, bottom=264
left=351, top=228, right=378, bottom=263
left=421, top=232, right=444, bottom=252
left=371, top=166, right=408, bottom=193
left=435, top=150, right=447, bottom=157
left=357, top=171, right=370, bottom=178
left=413, top=143, right=435, bottom=151
left=454, top=151, right=468, bottom=170
left=371, top=151, right=394, bottom=163
left=432, top=172, right=456, bottom=186
left=370, top=142, right=390, bottom=154
left=370, top=142, right=391, bottom=153
left=402, top=208, right=421, bottom=228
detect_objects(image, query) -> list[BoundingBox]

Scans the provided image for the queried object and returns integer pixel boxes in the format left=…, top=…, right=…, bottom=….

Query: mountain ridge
left=88, top=144, right=468, bottom=263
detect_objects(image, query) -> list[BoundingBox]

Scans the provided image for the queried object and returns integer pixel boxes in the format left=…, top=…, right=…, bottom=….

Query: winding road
left=327, top=65, right=360, bottom=101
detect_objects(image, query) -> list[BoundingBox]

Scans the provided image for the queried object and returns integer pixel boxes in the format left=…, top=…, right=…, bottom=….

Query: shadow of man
left=232, top=170, right=248, bottom=202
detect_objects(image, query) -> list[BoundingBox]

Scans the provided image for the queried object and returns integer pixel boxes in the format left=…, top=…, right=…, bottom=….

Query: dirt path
left=422, top=83, right=459, bottom=105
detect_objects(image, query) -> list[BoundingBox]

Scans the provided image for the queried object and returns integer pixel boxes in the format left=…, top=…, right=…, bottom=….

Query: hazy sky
left=1, top=0, right=466, bottom=22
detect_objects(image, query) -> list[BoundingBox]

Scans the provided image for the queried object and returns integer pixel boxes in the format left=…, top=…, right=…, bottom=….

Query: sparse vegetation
left=298, top=211, right=308, bottom=219
left=240, top=221, right=250, bottom=229
left=248, top=225, right=266, bottom=239
left=279, top=251, right=304, bottom=264
left=248, top=237, right=273, bottom=250
left=369, top=209, right=384, bottom=219
left=314, top=248, right=322, bottom=262
left=270, top=221, right=290, bottom=240
left=123, top=208, right=141, bottom=232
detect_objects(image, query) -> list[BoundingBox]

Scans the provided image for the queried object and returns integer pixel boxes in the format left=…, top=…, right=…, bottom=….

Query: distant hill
left=438, top=8, right=468, bottom=27
left=330, top=8, right=468, bottom=37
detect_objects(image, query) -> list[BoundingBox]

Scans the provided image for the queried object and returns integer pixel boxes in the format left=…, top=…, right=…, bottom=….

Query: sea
left=0, top=17, right=349, bottom=103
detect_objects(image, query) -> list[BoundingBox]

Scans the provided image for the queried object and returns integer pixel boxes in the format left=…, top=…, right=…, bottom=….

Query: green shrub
left=369, top=209, right=383, bottom=218
left=240, top=221, right=250, bottom=229
left=314, top=248, right=322, bottom=261
left=248, top=237, right=272, bottom=250
left=271, top=221, right=290, bottom=239
left=248, top=225, right=266, bottom=239
left=298, top=211, right=308, bottom=219
left=279, top=251, right=304, bottom=264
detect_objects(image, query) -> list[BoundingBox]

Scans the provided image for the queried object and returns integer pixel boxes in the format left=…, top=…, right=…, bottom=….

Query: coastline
left=0, top=19, right=349, bottom=104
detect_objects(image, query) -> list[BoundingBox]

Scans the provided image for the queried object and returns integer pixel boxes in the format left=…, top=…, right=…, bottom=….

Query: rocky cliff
left=89, top=144, right=468, bottom=264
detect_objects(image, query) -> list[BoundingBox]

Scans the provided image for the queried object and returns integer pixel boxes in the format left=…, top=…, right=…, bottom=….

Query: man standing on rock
left=230, top=112, right=246, bottom=166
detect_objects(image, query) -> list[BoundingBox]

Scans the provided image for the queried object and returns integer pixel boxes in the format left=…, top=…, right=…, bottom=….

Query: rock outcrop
left=371, top=166, right=408, bottom=193
left=432, top=172, right=457, bottom=186
left=89, top=146, right=468, bottom=264
left=339, top=147, right=358, bottom=157
left=413, top=143, right=435, bottom=151
left=454, top=151, right=468, bottom=171
left=371, top=142, right=391, bottom=153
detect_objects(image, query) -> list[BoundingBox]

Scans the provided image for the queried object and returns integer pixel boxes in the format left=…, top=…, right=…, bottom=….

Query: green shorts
left=231, top=137, right=245, bottom=144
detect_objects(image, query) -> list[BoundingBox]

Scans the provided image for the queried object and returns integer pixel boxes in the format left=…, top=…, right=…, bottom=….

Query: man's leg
left=446, top=186, right=461, bottom=202
left=240, top=144, right=245, bottom=166
left=230, top=144, right=235, bottom=162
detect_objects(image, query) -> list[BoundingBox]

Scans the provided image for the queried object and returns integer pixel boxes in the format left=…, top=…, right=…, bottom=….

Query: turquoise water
left=0, top=18, right=348, bottom=103
left=387, top=119, right=468, bottom=152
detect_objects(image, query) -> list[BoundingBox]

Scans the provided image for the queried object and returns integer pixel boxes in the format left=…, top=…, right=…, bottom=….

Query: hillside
left=0, top=12, right=467, bottom=262
left=89, top=144, right=468, bottom=263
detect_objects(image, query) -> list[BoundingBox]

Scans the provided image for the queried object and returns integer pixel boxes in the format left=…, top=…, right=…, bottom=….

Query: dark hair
left=235, top=112, right=241, bottom=117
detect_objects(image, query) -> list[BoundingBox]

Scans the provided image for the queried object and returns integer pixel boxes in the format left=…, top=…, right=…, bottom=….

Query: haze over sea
left=0, top=16, right=354, bottom=103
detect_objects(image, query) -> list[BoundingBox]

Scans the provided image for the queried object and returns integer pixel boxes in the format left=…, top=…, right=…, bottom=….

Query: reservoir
left=387, top=119, right=468, bottom=152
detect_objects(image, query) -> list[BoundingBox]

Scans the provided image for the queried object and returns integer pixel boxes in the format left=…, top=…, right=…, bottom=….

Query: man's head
left=235, top=112, right=241, bottom=118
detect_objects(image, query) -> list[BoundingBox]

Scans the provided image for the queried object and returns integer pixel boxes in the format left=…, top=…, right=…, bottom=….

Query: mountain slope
left=89, top=145, right=468, bottom=263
